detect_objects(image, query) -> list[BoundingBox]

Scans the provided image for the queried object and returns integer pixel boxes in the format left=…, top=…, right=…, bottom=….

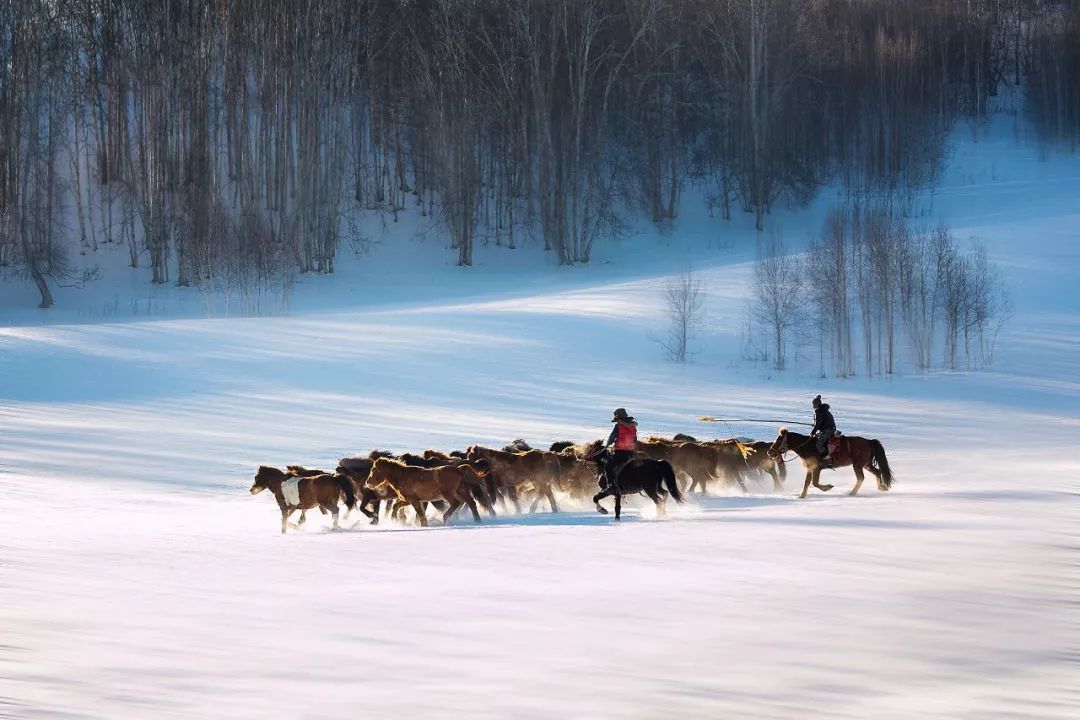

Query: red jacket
left=609, top=421, right=638, bottom=451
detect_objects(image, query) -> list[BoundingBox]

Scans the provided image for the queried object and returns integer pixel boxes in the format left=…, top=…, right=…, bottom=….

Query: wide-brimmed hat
left=611, top=408, right=634, bottom=422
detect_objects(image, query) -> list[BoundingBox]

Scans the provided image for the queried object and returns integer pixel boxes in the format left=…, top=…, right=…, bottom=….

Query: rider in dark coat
left=810, top=395, right=837, bottom=466
left=604, top=408, right=638, bottom=486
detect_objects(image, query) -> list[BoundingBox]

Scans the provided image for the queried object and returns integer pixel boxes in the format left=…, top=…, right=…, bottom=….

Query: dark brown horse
left=768, top=429, right=893, bottom=499
left=250, top=465, right=356, bottom=534
left=285, top=465, right=348, bottom=526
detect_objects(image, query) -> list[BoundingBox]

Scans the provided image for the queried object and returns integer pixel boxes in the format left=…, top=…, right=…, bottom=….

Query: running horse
left=250, top=465, right=356, bottom=534
left=586, top=444, right=685, bottom=520
left=768, top=428, right=893, bottom=499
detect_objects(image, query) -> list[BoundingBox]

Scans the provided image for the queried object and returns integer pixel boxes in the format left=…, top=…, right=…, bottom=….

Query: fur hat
left=812, top=395, right=822, bottom=408
left=611, top=408, right=635, bottom=423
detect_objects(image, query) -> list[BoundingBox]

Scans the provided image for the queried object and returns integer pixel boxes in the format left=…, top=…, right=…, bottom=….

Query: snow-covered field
left=2, top=107, right=1078, bottom=718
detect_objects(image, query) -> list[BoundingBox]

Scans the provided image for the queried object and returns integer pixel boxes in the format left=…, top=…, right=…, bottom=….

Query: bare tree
left=752, top=232, right=804, bottom=371
left=661, top=268, right=705, bottom=362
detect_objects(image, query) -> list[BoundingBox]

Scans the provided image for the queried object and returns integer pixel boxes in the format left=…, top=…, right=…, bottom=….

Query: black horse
left=587, top=447, right=685, bottom=520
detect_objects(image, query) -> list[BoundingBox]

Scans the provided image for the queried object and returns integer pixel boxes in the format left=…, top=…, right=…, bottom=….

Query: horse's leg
left=297, top=510, right=307, bottom=526
left=685, top=472, right=699, bottom=495
left=850, top=465, right=866, bottom=496
left=864, top=460, right=885, bottom=490
left=800, top=470, right=812, bottom=499
left=441, top=498, right=463, bottom=525
left=328, top=503, right=340, bottom=529
left=409, top=498, right=429, bottom=527
left=592, top=487, right=612, bottom=514
left=280, top=508, right=289, bottom=534
left=545, top=485, right=559, bottom=513
left=508, top=487, right=522, bottom=514
left=528, top=490, right=541, bottom=514
left=811, top=468, right=834, bottom=493
left=462, top=491, right=482, bottom=523
left=614, top=491, right=622, bottom=521
left=645, top=485, right=664, bottom=516
left=364, top=499, right=381, bottom=525
left=769, top=467, right=783, bottom=491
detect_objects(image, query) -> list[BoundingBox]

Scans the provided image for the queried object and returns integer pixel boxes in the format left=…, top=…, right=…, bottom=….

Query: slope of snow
left=1, top=99, right=1078, bottom=718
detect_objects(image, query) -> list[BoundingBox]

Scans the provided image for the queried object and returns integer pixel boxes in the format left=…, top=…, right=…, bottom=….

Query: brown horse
left=250, top=465, right=356, bottom=534
left=465, top=445, right=560, bottom=513
left=637, top=439, right=749, bottom=494
left=285, top=465, right=348, bottom=526
left=768, top=429, right=893, bottom=499
left=740, top=441, right=787, bottom=490
left=548, top=450, right=601, bottom=502
left=365, top=457, right=487, bottom=526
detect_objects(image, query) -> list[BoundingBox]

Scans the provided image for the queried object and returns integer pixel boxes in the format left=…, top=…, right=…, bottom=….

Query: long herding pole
left=698, top=417, right=813, bottom=427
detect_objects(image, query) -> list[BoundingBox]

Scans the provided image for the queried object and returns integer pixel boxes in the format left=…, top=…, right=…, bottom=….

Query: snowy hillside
left=2, top=107, right=1078, bottom=718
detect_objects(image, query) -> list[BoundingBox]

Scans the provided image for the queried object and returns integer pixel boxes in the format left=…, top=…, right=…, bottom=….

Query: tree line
left=1, top=0, right=1077, bottom=308
left=751, top=205, right=1013, bottom=376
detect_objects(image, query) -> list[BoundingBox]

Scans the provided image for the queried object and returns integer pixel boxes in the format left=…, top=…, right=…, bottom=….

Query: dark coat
left=811, top=403, right=836, bottom=436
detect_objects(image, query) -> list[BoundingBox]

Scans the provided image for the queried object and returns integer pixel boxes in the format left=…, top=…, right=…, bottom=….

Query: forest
left=1, top=0, right=1078, bottom=309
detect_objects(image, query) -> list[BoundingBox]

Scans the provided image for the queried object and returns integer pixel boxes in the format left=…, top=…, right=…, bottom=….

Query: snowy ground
left=1, top=103, right=1078, bottom=718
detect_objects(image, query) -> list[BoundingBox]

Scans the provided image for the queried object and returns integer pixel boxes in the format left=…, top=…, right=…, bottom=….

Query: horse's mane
left=257, top=465, right=287, bottom=479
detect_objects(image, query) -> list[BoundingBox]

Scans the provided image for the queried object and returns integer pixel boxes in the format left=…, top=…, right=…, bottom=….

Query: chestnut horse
left=465, top=446, right=560, bottom=514
left=365, top=457, right=487, bottom=526
left=250, top=465, right=356, bottom=534
left=768, top=429, right=893, bottom=499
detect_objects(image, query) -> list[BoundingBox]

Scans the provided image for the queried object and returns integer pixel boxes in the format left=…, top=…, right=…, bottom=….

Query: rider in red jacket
left=604, top=408, right=638, bottom=485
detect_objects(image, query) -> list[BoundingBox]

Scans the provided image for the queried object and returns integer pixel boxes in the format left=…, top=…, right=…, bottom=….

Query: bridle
left=771, top=432, right=813, bottom=464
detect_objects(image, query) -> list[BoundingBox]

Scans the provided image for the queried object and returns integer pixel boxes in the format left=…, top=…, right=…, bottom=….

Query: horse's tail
left=661, top=461, right=685, bottom=503
left=869, top=440, right=893, bottom=490
left=337, top=474, right=357, bottom=510
left=464, top=467, right=496, bottom=513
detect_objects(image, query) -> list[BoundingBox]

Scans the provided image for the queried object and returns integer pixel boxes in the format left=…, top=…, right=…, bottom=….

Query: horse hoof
left=848, top=490, right=857, bottom=496
left=821, top=484, right=834, bottom=492
left=595, top=506, right=608, bottom=515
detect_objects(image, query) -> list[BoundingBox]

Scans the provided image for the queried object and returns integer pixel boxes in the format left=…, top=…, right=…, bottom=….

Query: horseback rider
left=604, top=408, right=638, bottom=486
left=810, top=395, right=837, bottom=468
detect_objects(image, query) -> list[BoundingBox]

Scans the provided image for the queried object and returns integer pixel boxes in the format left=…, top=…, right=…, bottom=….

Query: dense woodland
left=1, top=0, right=1078, bottom=311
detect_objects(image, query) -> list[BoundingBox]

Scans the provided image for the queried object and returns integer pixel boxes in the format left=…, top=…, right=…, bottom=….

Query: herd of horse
left=249, top=428, right=894, bottom=533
